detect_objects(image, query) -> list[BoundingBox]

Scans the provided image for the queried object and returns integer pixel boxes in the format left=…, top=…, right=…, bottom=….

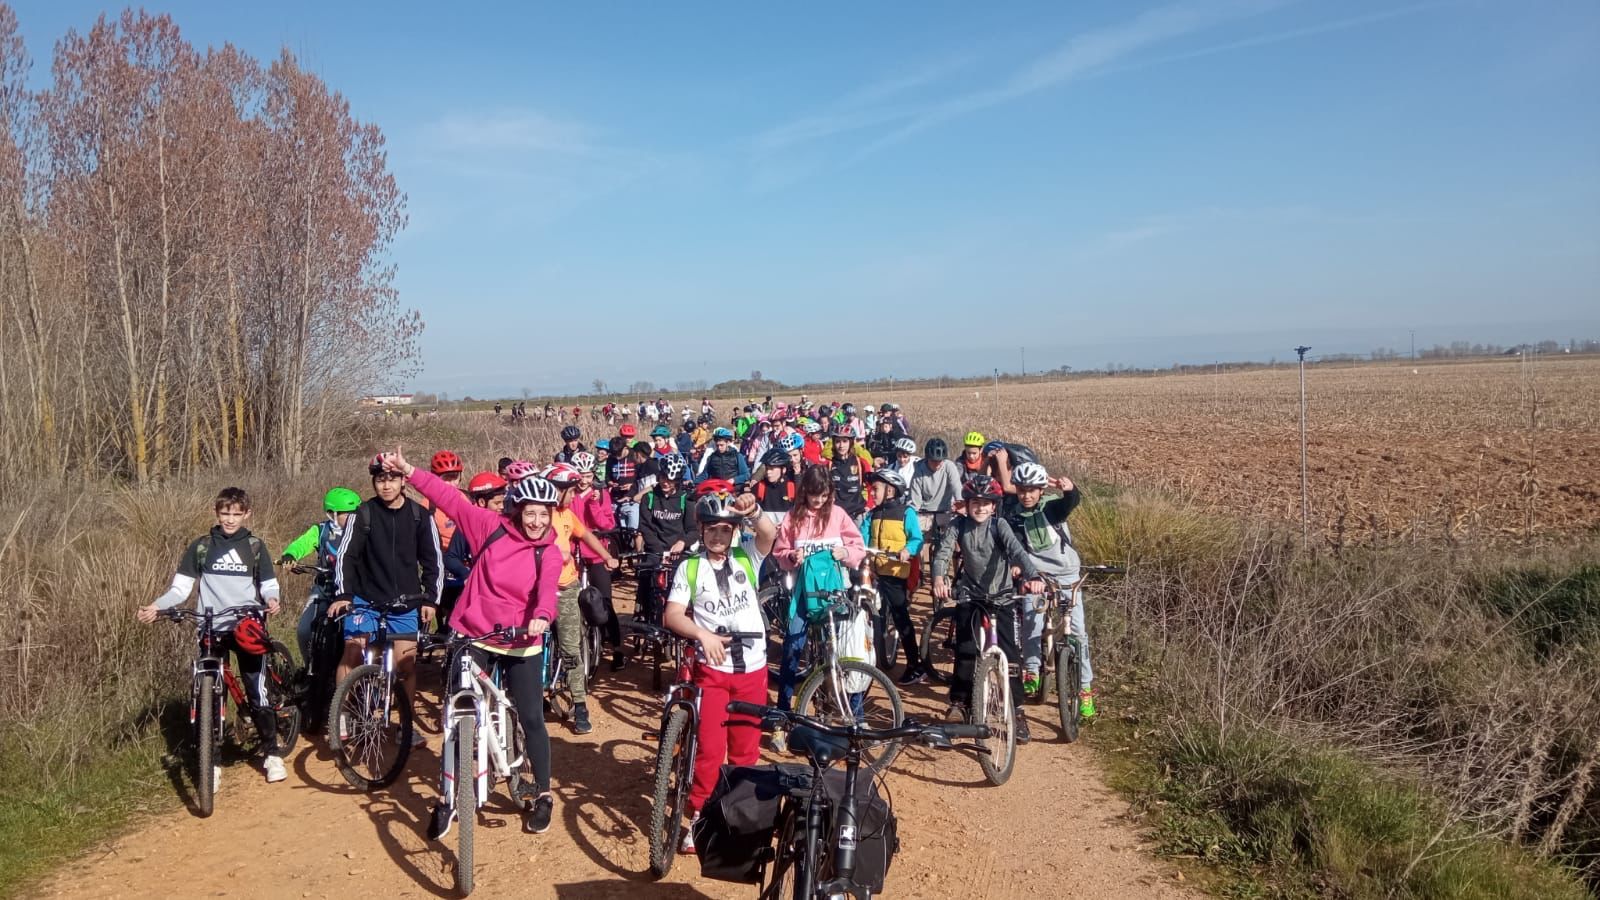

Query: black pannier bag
left=695, top=764, right=801, bottom=883
left=577, top=584, right=609, bottom=627
left=693, top=761, right=900, bottom=891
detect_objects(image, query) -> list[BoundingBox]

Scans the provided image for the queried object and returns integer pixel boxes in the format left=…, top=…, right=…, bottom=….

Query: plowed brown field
left=885, top=356, right=1600, bottom=543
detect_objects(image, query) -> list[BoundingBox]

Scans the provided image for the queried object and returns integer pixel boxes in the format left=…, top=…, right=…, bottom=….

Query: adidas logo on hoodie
left=212, top=548, right=252, bottom=573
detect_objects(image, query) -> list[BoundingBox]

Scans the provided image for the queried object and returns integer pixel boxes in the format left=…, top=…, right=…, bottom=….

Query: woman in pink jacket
left=771, top=465, right=866, bottom=709
left=384, top=449, right=564, bottom=837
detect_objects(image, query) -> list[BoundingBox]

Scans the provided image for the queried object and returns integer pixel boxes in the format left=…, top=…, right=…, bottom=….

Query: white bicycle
left=426, top=625, right=537, bottom=897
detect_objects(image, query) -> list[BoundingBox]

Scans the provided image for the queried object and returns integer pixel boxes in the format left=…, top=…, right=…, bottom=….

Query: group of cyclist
left=138, top=395, right=1096, bottom=848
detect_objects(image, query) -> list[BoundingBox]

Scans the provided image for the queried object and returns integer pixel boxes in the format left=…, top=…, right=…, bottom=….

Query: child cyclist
left=137, top=487, right=286, bottom=785
left=772, top=465, right=867, bottom=712
left=542, top=462, right=622, bottom=735
left=442, top=472, right=509, bottom=623
left=662, top=486, right=777, bottom=854
left=569, top=451, right=627, bottom=671
left=1003, top=462, right=1095, bottom=719
left=278, top=487, right=360, bottom=662
left=931, top=474, right=1045, bottom=743
left=860, top=469, right=924, bottom=682
left=383, top=449, right=564, bottom=837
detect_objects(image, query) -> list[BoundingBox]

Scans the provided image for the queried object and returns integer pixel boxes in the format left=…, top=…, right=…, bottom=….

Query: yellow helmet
left=963, top=431, right=985, bottom=447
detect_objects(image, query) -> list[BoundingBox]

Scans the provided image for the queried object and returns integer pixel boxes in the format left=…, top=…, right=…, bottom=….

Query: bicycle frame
left=441, top=649, right=525, bottom=812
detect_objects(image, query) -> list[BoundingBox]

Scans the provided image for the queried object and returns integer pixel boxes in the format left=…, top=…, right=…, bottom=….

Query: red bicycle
left=159, top=605, right=300, bottom=815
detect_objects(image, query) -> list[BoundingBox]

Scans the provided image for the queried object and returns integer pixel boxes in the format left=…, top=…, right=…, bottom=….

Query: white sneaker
left=680, top=814, right=698, bottom=855
left=264, top=755, right=287, bottom=783
left=213, top=766, right=223, bottom=793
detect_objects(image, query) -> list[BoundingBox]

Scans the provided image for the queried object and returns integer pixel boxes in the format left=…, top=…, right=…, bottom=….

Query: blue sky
left=15, top=0, right=1600, bottom=396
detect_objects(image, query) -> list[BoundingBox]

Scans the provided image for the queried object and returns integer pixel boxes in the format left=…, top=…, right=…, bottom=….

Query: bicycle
left=327, top=593, right=429, bottom=790
left=158, top=605, right=300, bottom=816
left=1024, top=565, right=1123, bottom=740
left=288, top=563, right=341, bottom=733
left=431, top=624, right=537, bottom=897
left=858, top=548, right=906, bottom=671
left=643, top=623, right=765, bottom=879
left=957, top=588, right=1022, bottom=785
left=627, top=549, right=686, bottom=690
left=724, top=702, right=990, bottom=899
left=789, top=589, right=905, bottom=775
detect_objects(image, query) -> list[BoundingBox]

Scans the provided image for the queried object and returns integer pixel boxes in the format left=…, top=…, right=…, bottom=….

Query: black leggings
left=874, top=576, right=920, bottom=670
left=469, top=647, right=551, bottom=794
left=950, top=601, right=1023, bottom=709
left=583, top=559, right=622, bottom=648
left=223, top=634, right=277, bottom=750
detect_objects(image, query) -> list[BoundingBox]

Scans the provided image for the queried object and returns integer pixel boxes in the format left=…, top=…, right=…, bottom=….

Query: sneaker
left=524, top=793, right=554, bottom=834
left=680, top=813, right=699, bottom=855
left=427, top=803, right=455, bottom=841
left=943, top=702, right=969, bottom=723
left=1078, top=688, right=1097, bottom=720
left=770, top=729, right=788, bottom=753
left=263, top=755, right=287, bottom=783
left=212, top=765, right=222, bottom=794
left=573, top=703, right=593, bottom=735
left=610, top=651, right=626, bottom=672
left=1022, top=672, right=1041, bottom=696
left=1015, top=713, right=1032, bottom=745
left=896, top=665, right=927, bottom=686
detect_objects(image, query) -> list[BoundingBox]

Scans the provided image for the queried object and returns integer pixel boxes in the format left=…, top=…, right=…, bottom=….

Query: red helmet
left=962, top=474, right=1004, bottom=502
left=233, top=617, right=271, bottom=655
left=619, top=423, right=637, bottom=438
left=466, top=471, right=507, bottom=496
left=696, top=477, right=736, bottom=497
left=430, top=450, right=463, bottom=475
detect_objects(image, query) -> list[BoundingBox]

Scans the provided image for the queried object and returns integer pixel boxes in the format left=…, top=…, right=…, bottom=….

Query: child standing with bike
left=930, top=474, right=1044, bottom=742
left=137, top=487, right=287, bottom=785
left=662, top=489, right=777, bottom=853
left=383, top=449, right=565, bottom=836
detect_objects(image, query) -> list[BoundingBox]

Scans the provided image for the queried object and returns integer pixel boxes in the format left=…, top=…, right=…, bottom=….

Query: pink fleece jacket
left=773, top=503, right=866, bottom=570
left=569, top=485, right=615, bottom=562
left=409, top=469, right=561, bottom=651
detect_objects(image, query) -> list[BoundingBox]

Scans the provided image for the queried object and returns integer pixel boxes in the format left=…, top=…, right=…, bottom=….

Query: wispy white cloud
left=751, top=0, right=1447, bottom=182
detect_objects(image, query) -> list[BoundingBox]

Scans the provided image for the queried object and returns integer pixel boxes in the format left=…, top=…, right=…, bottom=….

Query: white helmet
left=660, top=454, right=688, bottom=481
left=893, top=436, right=917, bottom=455
left=506, top=475, right=560, bottom=507
left=570, top=451, right=597, bottom=473
left=1011, top=462, right=1050, bottom=488
left=696, top=493, right=742, bottom=524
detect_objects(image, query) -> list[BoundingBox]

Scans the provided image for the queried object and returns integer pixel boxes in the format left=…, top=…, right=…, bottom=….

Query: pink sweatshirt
left=569, top=486, right=615, bottom=563
left=773, top=504, right=866, bottom=570
left=409, top=469, right=561, bottom=651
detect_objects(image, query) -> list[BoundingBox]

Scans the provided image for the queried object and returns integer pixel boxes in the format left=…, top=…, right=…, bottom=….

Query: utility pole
left=1410, top=329, right=1416, bottom=361
left=1295, top=346, right=1312, bottom=544
left=1020, top=346, right=1026, bottom=378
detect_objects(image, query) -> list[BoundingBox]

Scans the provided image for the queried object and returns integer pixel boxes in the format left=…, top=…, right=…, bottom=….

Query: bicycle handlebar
left=158, top=604, right=267, bottom=623
left=726, top=702, right=991, bottom=744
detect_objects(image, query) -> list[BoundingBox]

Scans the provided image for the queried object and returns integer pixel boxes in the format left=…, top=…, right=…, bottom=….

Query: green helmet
left=323, top=487, right=361, bottom=513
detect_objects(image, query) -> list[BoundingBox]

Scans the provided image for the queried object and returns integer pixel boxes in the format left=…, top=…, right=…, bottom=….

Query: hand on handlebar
left=698, top=628, right=733, bottom=666
left=327, top=599, right=351, bottom=619
left=264, top=597, right=281, bottom=616
left=136, top=603, right=159, bottom=624
left=526, top=616, right=550, bottom=636
left=419, top=605, right=436, bottom=625
left=932, top=577, right=950, bottom=600
left=1021, top=578, right=1045, bottom=595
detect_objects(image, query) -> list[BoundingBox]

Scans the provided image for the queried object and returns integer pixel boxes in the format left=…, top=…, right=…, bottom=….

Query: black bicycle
left=327, top=593, right=429, bottom=790
left=719, top=702, right=990, bottom=899
left=158, top=605, right=300, bottom=816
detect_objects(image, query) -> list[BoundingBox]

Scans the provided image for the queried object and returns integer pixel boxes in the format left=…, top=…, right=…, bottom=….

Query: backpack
left=195, top=534, right=267, bottom=581
left=685, top=547, right=768, bottom=633
left=357, top=497, right=424, bottom=539
left=754, top=479, right=794, bottom=503
left=645, top=491, right=687, bottom=514
left=1000, top=441, right=1040, bottom=467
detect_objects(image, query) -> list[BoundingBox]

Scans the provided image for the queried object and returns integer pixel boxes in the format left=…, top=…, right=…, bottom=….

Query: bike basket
left=694, top=764, right=804, bottom=883
left=819, top=768, right=899, bottom=893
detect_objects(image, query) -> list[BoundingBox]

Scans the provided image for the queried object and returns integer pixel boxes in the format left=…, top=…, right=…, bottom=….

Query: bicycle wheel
left=455, top=716, right=476, bottom=897
left=760, top=805, right=803, bottom=900
left=794, top=661, right=904, bottom=774
left=647, top=707, right=694, bottom=879
left=545, top=651, right=574, bottom=721
left=973, top=651, right=1016, bottom=785
left=877, top=607, right=900, bottom=673
left=918, top=605, right=959, bottom=685
left=196, top=672, right=217, bottom=817
left=1056, top=638, right=1083, bottom=742
left=583, top=625, right=603, bottom=681
left=329, top=664, right=414, bottom=790
left=264, top=639, right=302, bottom=755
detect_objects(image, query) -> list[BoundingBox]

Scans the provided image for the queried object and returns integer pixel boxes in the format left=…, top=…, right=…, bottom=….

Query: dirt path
left=43, top=591, right=1196, bottom=900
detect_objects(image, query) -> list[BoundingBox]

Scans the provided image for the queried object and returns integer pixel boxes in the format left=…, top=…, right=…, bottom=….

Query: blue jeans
left=616, top=500, right=640, bottom=530
left=776, top=613, right=808, bottom=711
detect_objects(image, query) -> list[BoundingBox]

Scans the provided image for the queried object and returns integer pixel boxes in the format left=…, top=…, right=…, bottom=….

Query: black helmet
left=760, top=447, right=790, bottom=469
left=560, top=425, right=581, bottom=441
left=925, top=437, right=949, bottom=461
